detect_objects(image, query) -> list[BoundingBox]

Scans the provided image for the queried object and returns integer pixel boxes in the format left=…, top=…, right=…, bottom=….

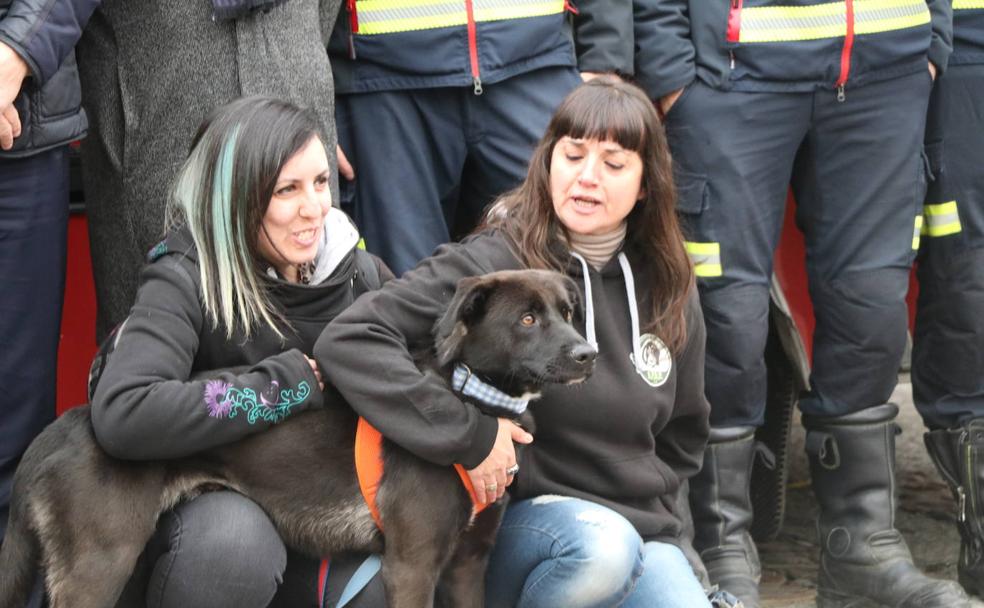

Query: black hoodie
left=90, top=217, right=391, bottom=460
left=317, top=230, right=710, bottom=544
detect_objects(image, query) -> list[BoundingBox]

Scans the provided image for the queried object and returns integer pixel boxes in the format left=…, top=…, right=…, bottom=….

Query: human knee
left=700, top=284, right=770, bottom=366
left=535, top=498, right=643, bottom=605
left=812, top=268, right=910, bottom=356
left=150, top=492, right=286, bottom=608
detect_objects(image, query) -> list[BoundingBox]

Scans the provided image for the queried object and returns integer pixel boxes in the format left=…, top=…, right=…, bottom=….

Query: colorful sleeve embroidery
left=203, top=379, right=310, bottom=424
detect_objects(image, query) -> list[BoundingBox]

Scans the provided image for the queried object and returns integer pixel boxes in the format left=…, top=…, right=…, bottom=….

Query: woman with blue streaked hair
left=88, top=96, right=389, bottom=608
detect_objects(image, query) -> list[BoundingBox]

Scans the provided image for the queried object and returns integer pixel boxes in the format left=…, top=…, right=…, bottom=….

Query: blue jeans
left=485, top=496, right=710, bottom=608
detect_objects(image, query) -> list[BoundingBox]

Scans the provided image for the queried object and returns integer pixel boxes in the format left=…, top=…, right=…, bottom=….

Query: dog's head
left=433, top=269, right=596, bottom=399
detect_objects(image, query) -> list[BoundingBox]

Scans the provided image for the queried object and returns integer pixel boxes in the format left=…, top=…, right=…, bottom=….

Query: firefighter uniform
left=634, top=1, right=971, bottom=606
left=329, top=0, right=627, bottom=275
left=917, top=2, right=984, bottom=598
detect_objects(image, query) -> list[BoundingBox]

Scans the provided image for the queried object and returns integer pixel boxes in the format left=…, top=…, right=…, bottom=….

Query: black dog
left=0, top=269, right=596, bottom=608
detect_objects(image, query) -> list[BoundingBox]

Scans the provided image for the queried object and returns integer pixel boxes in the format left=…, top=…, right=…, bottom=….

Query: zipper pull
left=958, top=486, right=967, bottom=522
left=473, top=76, right=484, bottom=96
left=730, top=50, right=735, bottom=70
left=836, top=84, right=846, bottom=102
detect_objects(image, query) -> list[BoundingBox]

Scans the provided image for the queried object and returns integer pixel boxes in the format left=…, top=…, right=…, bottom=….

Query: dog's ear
left=434, top=275, right=495, bottom=366
left=561, top=275, right=584, bottom=323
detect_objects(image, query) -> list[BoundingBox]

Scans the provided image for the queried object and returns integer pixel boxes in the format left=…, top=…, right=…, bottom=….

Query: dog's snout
left=570, top=343, right=597, bottom=366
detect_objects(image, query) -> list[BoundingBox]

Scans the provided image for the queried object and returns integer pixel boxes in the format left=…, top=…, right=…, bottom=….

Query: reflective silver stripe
left=923, top=201, right=962, bottom=237
left=356, top=0, right=564, bottom=34
left=685, top=242, right=723, bottom=277
left=359, top=2, right=462, bottom=24
left=737, top=0, right=929, bottom=43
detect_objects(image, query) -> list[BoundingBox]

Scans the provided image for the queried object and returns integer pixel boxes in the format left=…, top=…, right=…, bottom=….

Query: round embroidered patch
left=630, top=334, right=673, bottom=387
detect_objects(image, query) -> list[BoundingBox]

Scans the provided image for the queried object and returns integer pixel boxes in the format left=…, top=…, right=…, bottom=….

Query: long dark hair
left=482, top=76, right=694, bottom=352
left=166, top=96, right=324, bottom=337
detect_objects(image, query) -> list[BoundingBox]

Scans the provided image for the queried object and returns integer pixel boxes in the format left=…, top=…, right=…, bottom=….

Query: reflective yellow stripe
left=913, top=214, right=923, bottom=250
left=954, top=1, right=984, bottom=9
left=357, top=238, right=367, bottom=250
left=355, top=0, right=564, bottom=35
left=737, top=0, right=930, bottom=43
left=922, top=201, right=963, bottom=237
left=685, top=242, right=723, bottom=277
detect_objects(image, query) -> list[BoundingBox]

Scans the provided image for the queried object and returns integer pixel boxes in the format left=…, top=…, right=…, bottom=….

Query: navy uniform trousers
left=336, top=65, right=581, bottom=276
left=913, top=63, right=984, bottom=430
left=0, top=146, right=69, bottom=608
left=665, top=70, right=933, bottom=427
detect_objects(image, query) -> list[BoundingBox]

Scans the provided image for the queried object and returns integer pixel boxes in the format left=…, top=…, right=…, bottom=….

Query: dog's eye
left=520, top=313, right=536, bottom=327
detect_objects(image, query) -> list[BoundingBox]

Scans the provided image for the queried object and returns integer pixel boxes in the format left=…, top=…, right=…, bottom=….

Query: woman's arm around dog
left=90, top=255, right=323, bottom=461
left=317, top=232, right=527, bottom=476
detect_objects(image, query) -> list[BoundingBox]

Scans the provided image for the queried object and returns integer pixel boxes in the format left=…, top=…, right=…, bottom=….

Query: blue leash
left=336, top=554, right=382, bottom=608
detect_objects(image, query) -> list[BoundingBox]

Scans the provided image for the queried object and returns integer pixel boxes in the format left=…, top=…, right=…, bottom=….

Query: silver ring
left=506, top=464, right=520, bottom=476
left=485, top=483, right=498, bottom=491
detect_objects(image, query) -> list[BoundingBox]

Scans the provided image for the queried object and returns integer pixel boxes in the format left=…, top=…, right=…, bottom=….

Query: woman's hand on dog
left=468, top=419, right=533, bottom=504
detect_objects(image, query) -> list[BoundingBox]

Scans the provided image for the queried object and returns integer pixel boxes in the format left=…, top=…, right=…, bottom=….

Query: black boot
left=925, top=418, right=984, bottom=598
left=803, top=404, right=971, bottom=607
left=691, top=427, right=761, bottom=608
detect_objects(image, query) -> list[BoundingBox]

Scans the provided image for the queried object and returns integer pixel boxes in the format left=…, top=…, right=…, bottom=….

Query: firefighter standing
left=634, top=1, right=972, bottom=606
left=916, top=1, right=984, bottom=600
left=328, top=0, right=633, bottom=275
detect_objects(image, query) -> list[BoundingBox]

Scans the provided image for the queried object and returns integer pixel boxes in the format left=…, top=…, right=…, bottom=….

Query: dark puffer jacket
left=0, top=0, right=98, bottom=157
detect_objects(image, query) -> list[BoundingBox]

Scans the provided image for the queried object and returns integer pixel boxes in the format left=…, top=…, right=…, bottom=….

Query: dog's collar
left=452, top=364, right=529, bottom=415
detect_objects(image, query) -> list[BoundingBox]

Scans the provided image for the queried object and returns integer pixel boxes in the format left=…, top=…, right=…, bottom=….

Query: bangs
left=550, top=84, right=650, bottom=153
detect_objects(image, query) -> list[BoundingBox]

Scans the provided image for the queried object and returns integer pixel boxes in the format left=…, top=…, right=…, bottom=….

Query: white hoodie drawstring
left=569, top=251, right=643, bottom=375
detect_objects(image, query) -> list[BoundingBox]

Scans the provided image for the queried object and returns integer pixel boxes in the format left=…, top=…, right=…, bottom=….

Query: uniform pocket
left=662, top=79, right=698, bottom=123
left=675, top=172, right=709, bottom=216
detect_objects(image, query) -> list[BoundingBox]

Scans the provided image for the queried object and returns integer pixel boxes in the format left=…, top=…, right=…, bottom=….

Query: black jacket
left=327, top=0, right=636, bottom=94
left=318, top=230, right=710, bottom=544
left=0, top=0, right=98, bottom=157
left=953, top=5, right=984, bottom=65
left=632, top=0, right=953, bottom=100
left=91, top=220, right=391, bottom=460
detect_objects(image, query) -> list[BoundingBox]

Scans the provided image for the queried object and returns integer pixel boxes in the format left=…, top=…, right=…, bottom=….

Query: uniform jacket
left=317, top=230, right=711, bottom=545
left=328, top=0, right=634, bottom=93
left=90, top=210, right=392, bottom=460
left=632, top=0, right=954, bottom=100
left=0, top=0, right=98, bottom=157
left=952, top=3, right=984, bottom=65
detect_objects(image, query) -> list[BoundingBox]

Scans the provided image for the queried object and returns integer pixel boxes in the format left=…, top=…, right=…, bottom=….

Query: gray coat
left=77, top=0, right=342, bottom=339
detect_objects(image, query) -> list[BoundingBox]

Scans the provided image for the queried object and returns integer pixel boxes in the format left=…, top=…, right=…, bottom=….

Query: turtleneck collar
left=567, top=222, right=628, bottom=271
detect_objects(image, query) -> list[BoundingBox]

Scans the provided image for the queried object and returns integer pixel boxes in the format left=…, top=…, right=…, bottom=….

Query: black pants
left=913, top=63, right=984, bottom=429
left=0, top=146, right=69, bottom=608
left=336, top=66, right=581, bottom=275
left=665, top=71, right=933, bottom=427
left=117, top=491, right=386, bottom=608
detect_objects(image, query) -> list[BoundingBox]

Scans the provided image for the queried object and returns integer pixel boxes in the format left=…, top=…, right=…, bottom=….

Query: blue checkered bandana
left=451, top=364, right=529, bottom=415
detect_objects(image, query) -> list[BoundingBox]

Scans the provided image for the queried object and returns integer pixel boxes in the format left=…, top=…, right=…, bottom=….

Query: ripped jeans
left=485, top=496, right=710, bottom=608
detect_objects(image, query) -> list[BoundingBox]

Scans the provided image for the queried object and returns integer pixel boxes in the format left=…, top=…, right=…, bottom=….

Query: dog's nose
left=570, top=343, right=597, bottom=366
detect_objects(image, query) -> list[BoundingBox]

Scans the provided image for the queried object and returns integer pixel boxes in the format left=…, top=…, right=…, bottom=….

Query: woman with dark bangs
left=319, top=77, right=714, bottom=607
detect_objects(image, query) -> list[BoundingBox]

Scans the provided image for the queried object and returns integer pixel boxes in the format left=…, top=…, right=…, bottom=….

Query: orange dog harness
left=355, top=417, right=488, bottom=530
